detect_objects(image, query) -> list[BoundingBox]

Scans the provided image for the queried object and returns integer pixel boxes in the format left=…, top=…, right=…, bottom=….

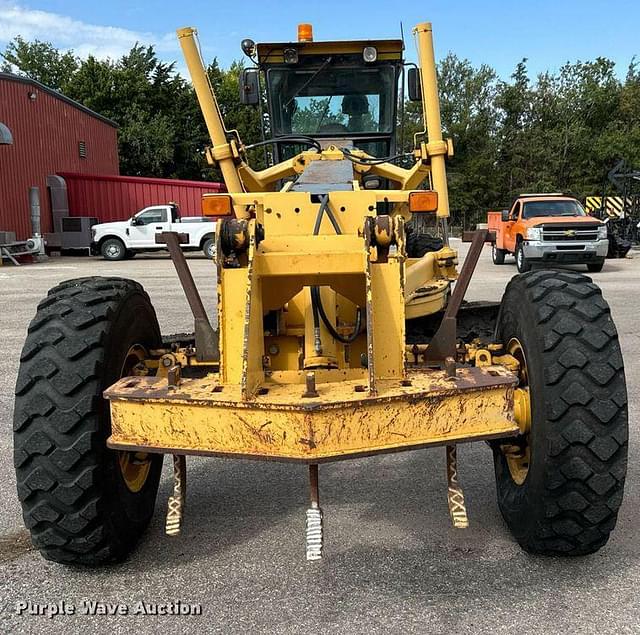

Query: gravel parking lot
left=0, top=243, right=638, bottom=634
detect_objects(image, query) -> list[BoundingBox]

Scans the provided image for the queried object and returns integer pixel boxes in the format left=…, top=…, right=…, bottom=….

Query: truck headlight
left=597, top=225, right=608, bottom=240
left=526, top=226, right=542, bottom=241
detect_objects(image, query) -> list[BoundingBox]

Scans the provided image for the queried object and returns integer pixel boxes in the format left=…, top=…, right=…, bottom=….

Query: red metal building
left=0, top=72, right=119, bottom=240
left=59, top=172, right=225, bottom=222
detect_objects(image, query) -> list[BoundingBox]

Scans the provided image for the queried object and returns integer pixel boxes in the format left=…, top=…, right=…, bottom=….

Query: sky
left=0, top=1, right=638, bottom=79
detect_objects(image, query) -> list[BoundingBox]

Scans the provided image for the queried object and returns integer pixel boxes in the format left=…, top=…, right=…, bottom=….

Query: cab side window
left=137, top=208, right=168, bottom=225
left=510, top=202, right=521, bottom=221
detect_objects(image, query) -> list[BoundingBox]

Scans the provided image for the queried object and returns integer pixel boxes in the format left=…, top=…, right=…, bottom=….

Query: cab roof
left=256, top=39, right=404, bottom=64
left=516, top=195, right=577, bottom=204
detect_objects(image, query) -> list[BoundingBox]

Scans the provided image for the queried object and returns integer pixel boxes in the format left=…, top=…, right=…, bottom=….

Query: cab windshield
left=522, top=200, right=586, bottom=219
left=267, top=65, right=396, bottom=136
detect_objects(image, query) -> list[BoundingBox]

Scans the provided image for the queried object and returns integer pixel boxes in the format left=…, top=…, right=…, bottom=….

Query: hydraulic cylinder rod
left=413, top=22, right=450, bottom=218
left=177, top=27, right=244, bottom=193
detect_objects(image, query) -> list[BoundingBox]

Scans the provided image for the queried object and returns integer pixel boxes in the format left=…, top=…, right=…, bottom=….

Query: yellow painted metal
left=514, top=388, right=532, bottom=435
left=413, top=23, right=451, bottom=218
left=118, top=452, right=152, bottom=493
left=370, top=258, right=405, bottom=379
left=502, top=337, right=532, bottom=483
left=106, top=367, right=518, bottom=461
left=103, top=21, right=518, bottom=465
left=405, top=285, right=448, bottom=320
left=256, top=39, right=404, bottom=63
left=117, top=345, right=153, bottom=492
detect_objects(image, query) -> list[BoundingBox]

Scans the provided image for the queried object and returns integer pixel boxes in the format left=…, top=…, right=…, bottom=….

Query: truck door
left=128, top=207, right=171, bottom=248
left=505, top=202, right=521, bottom=251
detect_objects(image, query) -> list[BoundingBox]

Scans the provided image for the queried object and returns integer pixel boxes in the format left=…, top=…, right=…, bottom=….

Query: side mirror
left=501, top=210, right=510, bottom=222
left=131, top=217, right=142, bottom=226
left=239, top=68, right=260, bottom=106
left=407, top=68, right=422, bottom=102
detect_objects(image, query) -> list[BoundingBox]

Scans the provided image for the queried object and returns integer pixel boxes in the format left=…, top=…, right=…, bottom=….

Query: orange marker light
left=409, top=191, right=439, bottom=213
left=202, top=195, right=232, bottom=217
left=298, top=23, right=313, bottom=42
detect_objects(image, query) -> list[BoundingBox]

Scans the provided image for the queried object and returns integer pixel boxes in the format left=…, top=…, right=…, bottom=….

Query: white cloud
left=0, top=2, right=179, bottom=62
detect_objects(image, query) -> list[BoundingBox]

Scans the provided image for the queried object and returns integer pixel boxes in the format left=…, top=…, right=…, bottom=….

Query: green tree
left=438, top=53, right=500, bottom=226
left=206, top=59, right=265, bottom=172
left=0, top=36, right=78, bottom=90
left=3, top=35, right=640, bottom=204
left=495, top=59, right=531, bottom=200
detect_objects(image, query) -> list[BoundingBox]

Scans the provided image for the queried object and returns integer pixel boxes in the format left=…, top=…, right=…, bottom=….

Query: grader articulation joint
left=14, top=20, right=628, bottom=566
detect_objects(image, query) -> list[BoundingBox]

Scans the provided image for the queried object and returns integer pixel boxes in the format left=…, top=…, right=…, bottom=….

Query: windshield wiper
left=284, top=56, right=334, bottom=109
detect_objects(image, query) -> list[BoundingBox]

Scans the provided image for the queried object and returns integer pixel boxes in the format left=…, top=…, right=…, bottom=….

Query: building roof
left=0, top=72, right=117, bottom=128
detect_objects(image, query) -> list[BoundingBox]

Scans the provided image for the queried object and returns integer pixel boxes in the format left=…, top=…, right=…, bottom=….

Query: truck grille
left=541, top=224, right=600, bottom=242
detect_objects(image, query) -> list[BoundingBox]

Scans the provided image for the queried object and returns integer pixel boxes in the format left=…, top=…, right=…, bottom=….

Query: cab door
left=128, top=207, right=171, bottom=248
left=504, top=202, right=521, bottom=252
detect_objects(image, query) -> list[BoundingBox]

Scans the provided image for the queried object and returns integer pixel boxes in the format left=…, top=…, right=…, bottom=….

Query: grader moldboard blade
left=13, top=20, right=628, bottom=566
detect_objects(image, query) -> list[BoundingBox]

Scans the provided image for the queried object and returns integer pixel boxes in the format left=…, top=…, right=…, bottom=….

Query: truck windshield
left=522, top=200, right=586, bottom=219
left=267, top=65, right=396, bottom=136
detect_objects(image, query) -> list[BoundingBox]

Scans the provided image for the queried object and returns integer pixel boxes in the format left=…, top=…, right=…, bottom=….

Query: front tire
left=14, top=277, right=163, bottom=565
left=493, top=270, right=628, bottom=555
left=101, top=238, right=126, bottom=261
left=515, top=242, right=531, bottom=273
left=587, top=260, right=604, bottom=273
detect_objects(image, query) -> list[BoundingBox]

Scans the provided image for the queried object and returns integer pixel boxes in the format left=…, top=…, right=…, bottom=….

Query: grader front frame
left=106, top=22, right=519, bottom=549
left=14, top=20, right=628, bottom=565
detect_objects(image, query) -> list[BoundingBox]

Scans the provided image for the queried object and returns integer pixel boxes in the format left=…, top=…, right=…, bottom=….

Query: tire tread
left=14, top=277, right=158, bottom=564
left=496, top=270, right=627, bottom=555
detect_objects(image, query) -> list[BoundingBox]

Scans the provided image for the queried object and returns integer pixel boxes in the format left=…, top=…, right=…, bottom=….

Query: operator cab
left=242, top=24, right=404, bottom=163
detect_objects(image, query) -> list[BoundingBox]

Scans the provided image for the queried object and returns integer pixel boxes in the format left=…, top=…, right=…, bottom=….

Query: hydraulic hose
left=311, top=195, right=362, bottom=344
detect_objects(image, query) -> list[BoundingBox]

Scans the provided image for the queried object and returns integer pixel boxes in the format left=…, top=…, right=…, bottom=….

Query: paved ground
left=0, top=244, right=638, bottom=634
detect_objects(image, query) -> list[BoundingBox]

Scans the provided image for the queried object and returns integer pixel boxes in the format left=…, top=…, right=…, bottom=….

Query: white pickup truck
left=90, top=204, right=217, bottom=260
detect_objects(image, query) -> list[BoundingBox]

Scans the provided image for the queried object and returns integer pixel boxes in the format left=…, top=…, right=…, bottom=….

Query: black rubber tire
left=101, top=238, right=126, bottom=261
left=202, top=237, right=215, bottom=259
left=492, top=244, right=506, bottom=265
left=587, top=261, right=604, bottom=273
left=515, top=241, right=531, bottom=273
left=493, top=270, right=628, bottom=555
left=14, top=277, right=163, bottom=565
left=406, top=232, right=444, bottom=258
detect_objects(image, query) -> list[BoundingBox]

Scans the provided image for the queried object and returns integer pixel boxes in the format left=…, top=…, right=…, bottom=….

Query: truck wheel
left=101, top=238, right=126, bottom=261
left=492, top=244, right=506, bottom=265
left=515, top=242, right=531, bottom=273
left=493, top=270, right=627, bottom=555
left=14, top=277, right=163, bottom=565
left=587, top=261, right=604, bottom=273
left=202, top=237, right=215, bottom=259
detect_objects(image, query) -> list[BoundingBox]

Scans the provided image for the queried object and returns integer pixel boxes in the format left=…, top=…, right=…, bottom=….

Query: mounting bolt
left=167, top=365, right=181, bottom=389
left=161, top=354, right=175, bottom=368
left=302, top=372, right=319, bottom=398
left=445, top=356, right=457, bottom=378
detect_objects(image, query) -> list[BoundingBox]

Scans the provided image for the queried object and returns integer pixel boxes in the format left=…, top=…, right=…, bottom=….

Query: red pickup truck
left=487, top=194, right=608, bottom=273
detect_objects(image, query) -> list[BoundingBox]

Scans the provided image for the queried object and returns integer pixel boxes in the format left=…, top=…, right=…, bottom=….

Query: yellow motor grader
left=14, top=21, right=627, bottom=564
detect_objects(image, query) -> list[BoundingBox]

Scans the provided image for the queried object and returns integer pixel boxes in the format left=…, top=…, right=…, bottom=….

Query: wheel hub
left=502, top=337, right=531, bottom=485
left=117, top=345, right=153, bottom=492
